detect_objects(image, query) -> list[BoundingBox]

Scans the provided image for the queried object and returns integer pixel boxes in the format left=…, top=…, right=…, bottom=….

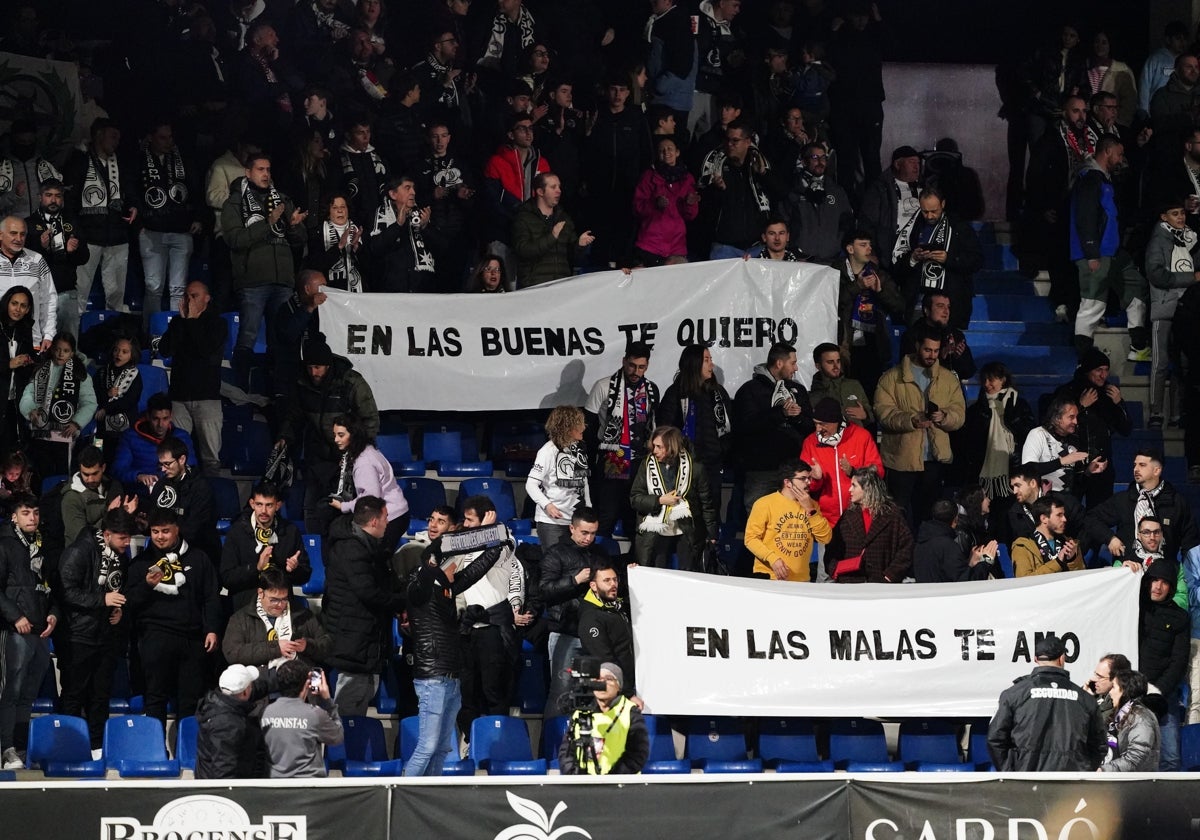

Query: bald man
left=0, top=215, right=57, bottom=350
left=157, top=280, right=228, bottom=473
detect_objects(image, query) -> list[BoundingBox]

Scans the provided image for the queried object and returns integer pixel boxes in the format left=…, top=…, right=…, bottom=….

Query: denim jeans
left=404, top=676, right=461, bottom=776
left=1160, top=687, right=1183, bottom=771
left=234, top=283, right=291, bottom=384
left=0, top=632, right=52, bottom=751
left=140, top=230, right=193, bottom=317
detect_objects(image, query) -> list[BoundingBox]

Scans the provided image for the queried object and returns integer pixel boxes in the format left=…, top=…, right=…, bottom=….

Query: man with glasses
left=112, top=393, right=197, bottom=494
left=1082, top=653, right=1131, bottom=727
left=697, top=119, right=774, bottom=259
left=482, top=112, right=550, bottom=276
left=780, top=141, right=853, bottom=262
left=413, top=29, right=469, bottom=132
left=745, top=459, right=831, bottom=582
left=223, top=567, right=328, bottom=670
left=146, top=436, right=219, bottom=563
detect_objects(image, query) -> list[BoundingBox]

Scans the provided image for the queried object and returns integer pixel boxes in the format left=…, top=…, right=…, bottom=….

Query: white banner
left=0, top=53, right=87, bottom=163
left=630, top=567, right=1141, bottom=717
left=320, top=259, right=838, bottom=411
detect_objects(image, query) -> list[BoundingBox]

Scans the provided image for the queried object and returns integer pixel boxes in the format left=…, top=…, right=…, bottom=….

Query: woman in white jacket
left=526, top=405, right=591, bottom=547
left=328, top=414, right=410, bottom=551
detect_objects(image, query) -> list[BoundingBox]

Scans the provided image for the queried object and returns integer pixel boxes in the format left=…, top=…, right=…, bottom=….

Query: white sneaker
left=2, top=747, right=22, bottom=770
left=91, top=749, right=103, bottom=761
left=1054, top=304, right=1068, bottom=323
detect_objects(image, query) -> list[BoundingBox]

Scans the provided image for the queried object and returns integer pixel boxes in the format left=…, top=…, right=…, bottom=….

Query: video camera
left=564, top=655, right=606, bottom=712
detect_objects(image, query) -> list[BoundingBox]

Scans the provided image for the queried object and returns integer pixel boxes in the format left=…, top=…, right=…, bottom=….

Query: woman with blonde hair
left=824, top=466, right=912, bottom=583
left=630, top=425, right=717, bottom=571
left=526, top=405, right=591, bottom=547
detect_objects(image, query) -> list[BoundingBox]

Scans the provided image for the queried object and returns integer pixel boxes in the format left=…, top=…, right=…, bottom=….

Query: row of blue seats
left=81, top=310, right=267, bottom=363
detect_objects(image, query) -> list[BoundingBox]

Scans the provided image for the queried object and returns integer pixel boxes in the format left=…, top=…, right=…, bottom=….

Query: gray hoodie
left=261, top=695, right=343, bottom=778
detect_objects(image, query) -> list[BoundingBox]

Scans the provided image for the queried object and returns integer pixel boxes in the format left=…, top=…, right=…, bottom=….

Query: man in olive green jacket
left=512, top=173, right=594, bottom=288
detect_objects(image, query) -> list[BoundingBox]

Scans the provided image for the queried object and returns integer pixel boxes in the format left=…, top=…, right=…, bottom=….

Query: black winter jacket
left=1054, top=373, right=1131, bottom=461
left=732, top=367, right=814, bottom=471
left=123, top=542, right=222, bottom=638
left=1140, top=565, right=1191, bottom=697
left=221, top=599, right=329, bottom=667
left=148, top=469, right=219, bottom=562
left=987, top=665, right=1107, bottom=771
left=578, top=594, right=636, bottom=698
left=539, top=540, right=608, bottom=636
left=279, top=355, right=379, bottom=464
left=321, top=516, right=405, bottom=673
left=220, top=512, right=310, bottom=607
left=58, top=531, right=127, bottom=643
left=0, top=527, right=57, bottom=634
left=194, top=673, right=272, bottom=779
left=913, top=519, right=988, bottom=583
left=405, top=537, right=507, bottom=679
left=1082, top=480, right=1199, bottom=564
left=157, top=308, right=228, bottom=401
left=658, top=381, right=733, bottom=473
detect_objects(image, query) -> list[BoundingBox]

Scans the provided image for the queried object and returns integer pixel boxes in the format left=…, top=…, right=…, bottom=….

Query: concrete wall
left=880, top=63, right=1007, bottom=221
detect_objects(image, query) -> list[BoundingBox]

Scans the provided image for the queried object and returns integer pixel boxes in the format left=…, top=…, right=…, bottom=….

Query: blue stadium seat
left=33, top=662, right=58, bottom=712
left=644, top=714, right=676, bottom=763
left=175, top=716, right=199, bottom=771
left=996, top=543, right=1014, bottom=578
left=437, top=460, right=493, bottom=477
left=828, top=719, right=904, bottom=771
left=513, top=640, right=546, bottom=715
left=104, top=716, right=181, bottom=778
left=137, top=365, right=169, bottom=414
left=458, top=478, right=518, bottom=521
left=1181, top=723, right=1200, bottom=771
left=542, top=715, right=569, bottom=769
left=422, top=430, right=463, bottom=465
left=898, top=719, right=968, bottom=770
left=341, top=716, right=402, bottom=776
left=372, top=668, right=400, bottom=715
left=469, top=716, right=546, bottom=775
left=759, top=718, right=834, bottom=772
left=397, top=715, right=474, bottom=775
left=642, top=759, right=691, bottom=774
left=401, top=477, right=448, bottom=519
left=229, top=421, right=272, bottom=476
left=149, top=312, right=175, bottom=359
left=39, top=474, right=68, bottom=497
left=376, top=433, right=414, bottom=464
left=301, top=535, right=324, bottom=596
left=209, top=477, right=242, bottom=534
left=684, top=717, right=761, bottom=773
left=27, top=715, right=106, bottom=777
left=967, top=719, right=995, bottom=771
left=221, top=313, right=239, bottom=360
left=80, top=309, right=122, bottom=336
left=393, top=461, right=427, bottom=476
left=283, top=478, right=307, bottom=524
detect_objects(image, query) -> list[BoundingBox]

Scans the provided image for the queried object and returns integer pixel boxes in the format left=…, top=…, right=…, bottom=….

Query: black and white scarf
left=478, top=5, right=536, bottom=70
left=255, top=592, right=294, bottom=668
left=1133, top=484, right=1163, bottom=563
left=31, top=357, right=81, bottom=435
left=102, top=364, right=139, bottom=432
left=427, top=155, right=465, bottom=190
left=339, top=143, right=387, bottom=200
left=892, top=179, right=921, bottom=263
left=254, top=516, right=280, bottom=555
left=322, top=220, right=364, bottom=292
left=816, top=420, right=846, bottom=448
left=372, top=202, right=435, bottom=273
left=598, top=371, right=660, bottom=453
left=140, top=145, right=189, bottom=212
left=335, top=451, right=355, bottom=498
left=425, top=54, right=460, bottom=109
left=150, top=541, right=189, bottom=595
left=680, top=389, right=731, bottom=441
left=639, top=453, right=692, bottom=535
left=980, top=388, right=1018, bottom=499
left=80, top=149, right=122, bottom=214
left=310, top=0, right=350, bottom=40
left=699, top=148, right=772, bottom=212
left=1163, top=221, right=1198, bottom=271
left=14, top=526, right=45, bottom=590
left=916, top=213, right=952, bottom=291
left=0, top=158, right=58, bottom=196
left=95, top=530, right=125, bottom=592
left=1032, top=529, right=1062, bottom=567
left=240, top=177, right=286, bottom=240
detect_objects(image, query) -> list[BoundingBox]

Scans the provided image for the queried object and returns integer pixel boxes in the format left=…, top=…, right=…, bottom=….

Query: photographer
left=558, top=661, right=649, bottom=775
left=260, top=660, right=343, bottom=778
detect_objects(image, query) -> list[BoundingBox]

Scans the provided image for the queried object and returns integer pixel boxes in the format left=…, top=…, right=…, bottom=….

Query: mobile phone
left=308, top=670, right=322, bottom=693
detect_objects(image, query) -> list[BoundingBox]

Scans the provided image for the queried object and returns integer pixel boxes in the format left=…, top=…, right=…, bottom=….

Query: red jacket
left=799, top=422, right=884, bottom=528
left=483, top=145, right=551, bottom=205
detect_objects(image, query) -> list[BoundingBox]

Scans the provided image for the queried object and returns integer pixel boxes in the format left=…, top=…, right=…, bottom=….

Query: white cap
left=219, top=664, right=260, bottom=695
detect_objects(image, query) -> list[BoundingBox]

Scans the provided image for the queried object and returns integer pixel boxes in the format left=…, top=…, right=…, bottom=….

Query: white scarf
left=0, top=158, right=59, bottom=196
left=770, top=376, right=792, bottom=407
left=980, top=388, right=1017, bottom=499
left=478, top=5, right=536, bottom=70
left=150, top=540, right=190, bottom=595
left=372, top=202, right=435, bottom=273
left=1162, top=220, right=1197, bottom=272
left=639, top=453, right=693, bottom=536
left=323, top=220, right=364, bottom=292
left=81, top=149, right=121, bottom=213
left=256, top=597, right=295, bottom=669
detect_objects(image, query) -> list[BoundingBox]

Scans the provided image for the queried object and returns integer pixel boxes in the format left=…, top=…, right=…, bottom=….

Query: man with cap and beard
left=987, top=633, right=1107, bottom=771
left=1053, top=347, right=1131, bottom=506
left=276, top=337, right=379, bottom=536
left=558, top=661, right=649, bottom=775
left=195, top=663, right=273, bottom=779
left=857, top=144, right=922, bottom=271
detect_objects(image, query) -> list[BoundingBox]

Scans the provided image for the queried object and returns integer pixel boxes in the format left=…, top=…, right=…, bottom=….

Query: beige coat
left=873, top=356, right=965, bottom=471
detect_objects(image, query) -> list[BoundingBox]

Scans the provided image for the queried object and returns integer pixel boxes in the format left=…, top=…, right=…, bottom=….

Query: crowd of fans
left=0, top=1, right=1198, bottom=777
